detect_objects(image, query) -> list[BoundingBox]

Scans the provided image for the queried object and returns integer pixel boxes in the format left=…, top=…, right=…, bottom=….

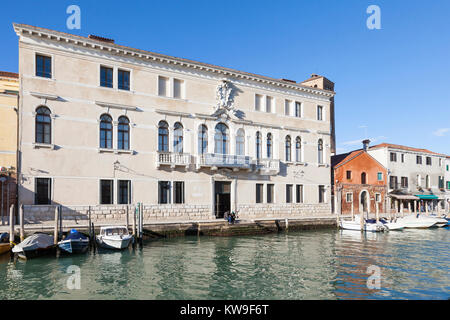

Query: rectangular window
left=375, top=193, right=381, bottom=203
left=447, top=165, right=449, bottom=171
left=377, top=172, right=383, bottom=181
left=256, top=184, right=263, bottom=203
left=447, top=181, right=450, bottom=190
left=118, top=69, right=130, bottom=90
left=158, top=181, right=171, bottom=204
left=174, top=181, right=185, bottom=204
left=255, top=94, right=262, bottom=111
left=284, top=100, right=291, bottom=116
left=401, top=154, right=405, bottom=163
left=416, top=155, right=422, bottom=164
left=100, top=66, right=113, bottom=88
left=158, top=76, right=169, bottom=97
left=389, top=176, right=398, bottom=189
left=35, top=178, right=51, bottom=205
left=118, top=180, right=131, bottom=204
left=318, top=185, right=325, bottom=203
left=36, top=54, right=52, bottom=78
left=426, top=157, right=432, bottom=166
left=296, top=184, right=303, bottom=203
left=295, top=102, right=302, bottom=117
left=267, top=184, right=274, bottom=203
left=346, top=193, right=353, bottom=203
left=401, top=177, right=408, bottom=188
left=317, top=105, right=323, bottom=121
left=286, top=184, right=293, bottom=203
left=390, top=152, right=397, bottom=162
left=266, top=96, right=273, bottom=113
left=173, top=79, right=184, bottom=99
left=346, top=170, right=352, bottom=180
left=100, top=179, right=114, bottom=204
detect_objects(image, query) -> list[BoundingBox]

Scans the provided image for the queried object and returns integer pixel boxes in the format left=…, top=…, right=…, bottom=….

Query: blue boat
left=58, top=229, right=89, bottom=254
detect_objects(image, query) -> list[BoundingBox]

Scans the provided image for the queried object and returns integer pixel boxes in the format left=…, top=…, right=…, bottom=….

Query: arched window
left=173, top=122, right=183, bottom=153
left=35, top=106, right=51, bottom=144
left=99, top=114, right=113, bottom=149
left=295, top=137, right=302, bottom=162
left=214, top=123, right=229, bottom=154
left=318, top=139, right=324, bottom=164
left=267, top=133, right=272, bottom=159
left=236, top=129, right=245, bottom=156
left=361, top=172, right=367, bottom=184
left=117, top=116, right=130, bottom=150
left=285, top=135, right=291, bottom=162
left=198, top=125, right=208, bottom=155
left=256, top=131, right=262, bottom=159
left=158, top=121, right=169, bottom=152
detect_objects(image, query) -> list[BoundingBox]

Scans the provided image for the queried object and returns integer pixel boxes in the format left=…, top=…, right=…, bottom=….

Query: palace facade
left=14, top=23, right=335, bottom=220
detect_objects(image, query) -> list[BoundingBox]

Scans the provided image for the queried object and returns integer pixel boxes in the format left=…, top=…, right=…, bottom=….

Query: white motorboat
left=396, top=214, right=437, bottom=229
left=96, top=226, right=133, bottom=250
left=378, top=218, right=405, bottom=231
left=426, top=215, right=448, bottom=227
left=340, top=216, right=388, bottom=232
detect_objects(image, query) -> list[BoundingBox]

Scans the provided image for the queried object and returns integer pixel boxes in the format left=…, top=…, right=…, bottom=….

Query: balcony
left=196, top=153, right=252, bottom=171
left=255, top=158, right=280, bottom=175
left=156, top=152, right=191, bottom=169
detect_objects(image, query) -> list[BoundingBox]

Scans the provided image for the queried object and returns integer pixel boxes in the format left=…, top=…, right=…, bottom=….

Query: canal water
left=0, top=227, right=448, bottom=300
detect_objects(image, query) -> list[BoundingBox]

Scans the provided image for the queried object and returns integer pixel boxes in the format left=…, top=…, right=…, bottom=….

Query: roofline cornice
left=13, top=23, right=335, bottom=99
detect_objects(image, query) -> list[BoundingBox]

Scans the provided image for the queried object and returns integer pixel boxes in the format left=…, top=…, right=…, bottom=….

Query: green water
left=0, top=227, right=449, bottom=300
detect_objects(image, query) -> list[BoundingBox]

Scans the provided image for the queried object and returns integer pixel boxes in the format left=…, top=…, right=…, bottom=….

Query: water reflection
left=0, top=228, right=448, bottom=300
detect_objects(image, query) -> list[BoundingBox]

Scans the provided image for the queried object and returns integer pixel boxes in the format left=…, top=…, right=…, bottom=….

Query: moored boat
left=378, top=218, right=405, bottom=231
left=58, top=229, right=89, bottom=254
left=396, top=214, right=437, bottom=229
left=0, top=233, right=11, bottom=255
left=12, top=233, right=56, bottom=260
left=340, top=216, right=388, bottom=232
left=96, top=226, right=133, bottom=250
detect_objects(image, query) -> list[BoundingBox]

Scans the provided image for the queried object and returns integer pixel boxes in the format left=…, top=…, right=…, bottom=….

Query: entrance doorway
left=360, top=190, right=369, bottom=214
left=215, top=181, right=231, bottom=219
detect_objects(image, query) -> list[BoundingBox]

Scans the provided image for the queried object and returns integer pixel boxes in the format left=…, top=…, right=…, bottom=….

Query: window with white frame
left=158, top=76, right=169, bottom=97
left=255, top=94, right=263, bottom=111
left=173, top=78, right=184, bottom=99
left=285, top=100, right=291, bottom=116
left=346, top=193, right=353, bottom=203
left=295, top=102, right=302, bottom=118
left=266, top=96, right=273, bottom=113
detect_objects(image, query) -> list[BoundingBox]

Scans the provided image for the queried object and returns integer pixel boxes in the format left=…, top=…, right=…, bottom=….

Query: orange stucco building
left=332, top=140, right=388, bottom=215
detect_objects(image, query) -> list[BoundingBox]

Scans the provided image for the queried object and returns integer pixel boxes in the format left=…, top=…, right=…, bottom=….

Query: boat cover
left=12, top=233, right=54, bottom=253
left=65, top=229, right=88, bottom=241
left=0, top=232, right=8, bottom=242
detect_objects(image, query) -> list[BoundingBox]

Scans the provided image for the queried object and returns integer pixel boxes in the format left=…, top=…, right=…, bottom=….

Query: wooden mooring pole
left=19, top=204, right=24, bottom=242
left=54, top=206, right=59, bottom=245
left=9, top=204, right=14, bottom=245
left=126, top=205, right=129, bottom=231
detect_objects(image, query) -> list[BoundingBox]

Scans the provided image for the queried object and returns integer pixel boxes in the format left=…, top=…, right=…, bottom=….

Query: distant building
left=445, top=156, right=450, bottom=212
left=332, top=140, right=387, bottom=215
left=0, top=71, right=19, bottom=223
left=367, top=143, right=447, bottom=214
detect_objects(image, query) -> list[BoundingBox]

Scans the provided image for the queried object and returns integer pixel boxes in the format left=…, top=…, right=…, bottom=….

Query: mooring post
left=360, top=209, right=364, bottom=232
left=19, top=204, right=24, bottom=242
left=54, top=205, right=59, bottom=244
left=133, top=204, right=137, bottom=236
left=59, top=205, right=63, bottom=239
left=126, top=205, right=129, bottom=231
left=139, top=202, right=143, bottom=247
left=9, top=204, right=15, bottom=245
left=88, top=206, right=92, bottom=242
left=285, top=218, right=289, bottom=231
left=375, top=202, right=379, bottom=223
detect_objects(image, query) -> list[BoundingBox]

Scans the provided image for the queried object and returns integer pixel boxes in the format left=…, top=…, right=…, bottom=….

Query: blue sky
left=1, top=0, right=449, bottom=155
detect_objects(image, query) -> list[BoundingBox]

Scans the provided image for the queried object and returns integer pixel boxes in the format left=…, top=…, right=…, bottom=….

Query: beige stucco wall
left=16, top=24, right=334, bottom=218
left=0, top=76, right=18, bottom=169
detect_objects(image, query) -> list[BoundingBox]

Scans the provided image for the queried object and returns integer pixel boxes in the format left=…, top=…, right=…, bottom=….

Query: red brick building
left=332, top=140, right=388, bottom=215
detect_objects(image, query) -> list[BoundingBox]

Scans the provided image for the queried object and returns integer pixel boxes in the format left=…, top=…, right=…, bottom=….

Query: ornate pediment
left=212, top=80, right=245, bottom=121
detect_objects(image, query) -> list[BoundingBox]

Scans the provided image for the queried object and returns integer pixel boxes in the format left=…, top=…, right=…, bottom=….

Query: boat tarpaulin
left=12, top=233, right=54, bottom=253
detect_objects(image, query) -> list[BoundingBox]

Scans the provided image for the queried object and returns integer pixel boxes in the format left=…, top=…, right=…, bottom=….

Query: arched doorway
left=359, top=190, right=370, bottom=214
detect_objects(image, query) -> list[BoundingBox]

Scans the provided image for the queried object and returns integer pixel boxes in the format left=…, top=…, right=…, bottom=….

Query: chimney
left=362, top=139, right=371, bottom=151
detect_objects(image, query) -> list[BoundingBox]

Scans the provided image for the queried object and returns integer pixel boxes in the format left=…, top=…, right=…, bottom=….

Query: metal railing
left=197, top=153, right=252, bottom=169
left=255, top=158, right=280, bottom=173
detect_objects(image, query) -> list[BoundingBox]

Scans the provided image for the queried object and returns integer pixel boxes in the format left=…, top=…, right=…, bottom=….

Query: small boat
left=426, top=215, right=448, bottom=228
left=58, top=229, right=89, bottom=254
left=12, top=233, right=56, bottom=260
left=0, top=233, right=11, bottom=255
left=96, top=226, right=133, bottom=250
left=377, top=218, right=405, bottom=231
left=340, top=216, right=388, bottom=232
left=396, top=214, right=437, bottom=229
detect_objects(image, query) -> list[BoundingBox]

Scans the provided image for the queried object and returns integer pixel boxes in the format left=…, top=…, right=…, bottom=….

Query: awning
left=415, top=195, right=439, bottom=200
left=389, top=194, right=419, bottom=200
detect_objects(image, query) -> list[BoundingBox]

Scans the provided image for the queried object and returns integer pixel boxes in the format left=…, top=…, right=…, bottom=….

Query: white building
left=445, top=156, right=450, bottom=212
left=14, top=23, right=336, bottom=221
left=368, top=143, right=447, bottom=213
